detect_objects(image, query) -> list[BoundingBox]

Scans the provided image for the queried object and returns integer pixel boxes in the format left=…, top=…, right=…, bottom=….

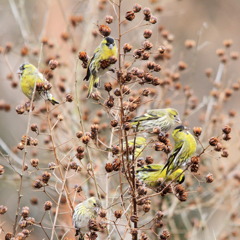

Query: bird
left=83, top=36, right=117, bottom=98
left=162, top=125, right=197, bottom=175
left=126, top=136, right=147, bottom=160
left=136, top=164, right=185, bottom=188
left=129, top=108, right=181, bottom=133
left=72, top=197, right=102, bottom=238
left=17, top=63, right=59, bottom=105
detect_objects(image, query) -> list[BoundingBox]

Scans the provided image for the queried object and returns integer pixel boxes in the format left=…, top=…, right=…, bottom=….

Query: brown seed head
left=44, top=201, right=53, bottom=211
left=223, top=39, right=233, bottom=48
left=66, top=94, right=73, bottom=102
left=143, top=29, right=152, bottom=39
left=150, top=16, right=157, bottom=24
left=193, top=127, right=202, bottom=137
left=42, top=171, right=51, bottom=184
left=110, top=119, right=118, bottom=127
left=33, top=179, right=43, bottom=189
left=82, top=135, right=90, bottom=144
left=206, top=173, right=214, bottom=183
left=133, top=3, right=142, bottom=13
left=191, top=156, right=200, bottom=164
left=143, top=40, right=153, bottom=50
left=160, top=229, right=171, bottom=239
left=76, top=131, right=83, bottom=138
left=209, top=137, right=218, bottom=146
left=114, top=210, right=123, bottom=219
left=178, top=61, right=188, bottom=70
left=105, top=163, right=113, bottom=172
left=125, top=11, right=135, bottom=21
left=49, top=59, right=58, bottom=70
left=30, top=158, right=39, bottom=167
left=123, top=43, right=132, bottom=53
left=99, top=25, right=111, bottom=37
left=104, top=82, right=112, bottom=92
left=185, top=39, right=196, bottom=49
left=105, top=15, right=113, bottom=24
left=222, top=125, right=231, bottom=134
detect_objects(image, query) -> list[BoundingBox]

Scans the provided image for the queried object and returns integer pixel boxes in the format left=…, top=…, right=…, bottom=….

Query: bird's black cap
left=105, top=37, right=114, bottom=44
left=174, top=125, right=185, bottom=131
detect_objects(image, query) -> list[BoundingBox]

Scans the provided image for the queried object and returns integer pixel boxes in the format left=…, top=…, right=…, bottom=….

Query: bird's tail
left=87, top=76, right=99, bottom=98
left=46, top=92, right=59, bottom=105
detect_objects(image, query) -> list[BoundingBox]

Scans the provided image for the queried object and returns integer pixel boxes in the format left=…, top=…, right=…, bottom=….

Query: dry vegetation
left=0, top=0, right=240, bottom=239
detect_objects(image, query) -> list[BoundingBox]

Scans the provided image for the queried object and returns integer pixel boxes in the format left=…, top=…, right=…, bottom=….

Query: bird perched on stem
left=129, top=108, right=181, bottom=133
left=162, top=125, right=197, bottom=175
left=126, top=136, right=147, bottom=160
left=18, top=63, right=59, bottom=105
left=73, top=197, right=102, bottom=238
left=83, top=36, right=117, bottom=98
left=136, top=164, right=185, bottom=188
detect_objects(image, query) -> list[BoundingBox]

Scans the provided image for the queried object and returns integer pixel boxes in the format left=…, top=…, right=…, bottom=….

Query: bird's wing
left=130, top=112, right=159, bottom=122
left=161, top=140, right=184, bottom=173
left=146, top=109, right=165, bottom=116
left=137, top=164, right=163, bottom=173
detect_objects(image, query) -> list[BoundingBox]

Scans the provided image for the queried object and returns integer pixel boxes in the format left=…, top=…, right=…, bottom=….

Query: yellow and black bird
left=129, top=108, right=181, bottom=133
left=136, top=164, right=185, bottom=188
left=18, top=63, right=59, bottom=105
left=83, top=36, right=117, bottom=98
left=162, top=125, right=197, bottom=175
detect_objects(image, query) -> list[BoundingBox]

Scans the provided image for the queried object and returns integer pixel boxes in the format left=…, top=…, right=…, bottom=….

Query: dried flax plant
left=0, top=0, right=240, bottom=240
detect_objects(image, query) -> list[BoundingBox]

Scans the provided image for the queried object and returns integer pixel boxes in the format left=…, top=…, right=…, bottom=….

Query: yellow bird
left=136, top=164, right=185, bottom=188
left=72, top=197, right=102, bottom=237
left=83, top=37, right=117, bottom=98
left=126, top=136, right=147, bottom=159
left=129, top=108, right=181, bottom=133
left=18, top=63, right=59, bottom=105
left=162, top=125, right=197, bottom=175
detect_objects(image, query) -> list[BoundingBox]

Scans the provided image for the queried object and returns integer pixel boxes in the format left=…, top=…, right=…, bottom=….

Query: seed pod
left=114, top=210, right=123, bottom=218
left=125, top=11, right=135, bottom=21
left=133, top=3, right=142, bottom=13
left=206, top=173, right=214, bottom=183
left=44, top=201, right=53, bottom=211
left=105, top=163, right=113, bottom=172
left=99, top=24, right=111, bottom=37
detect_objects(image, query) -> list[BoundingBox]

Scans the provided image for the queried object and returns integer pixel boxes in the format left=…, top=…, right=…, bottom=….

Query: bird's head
left=172, top=125, right=188, bottom=138
left=87, top=197, right=102, bottom=212
left=102, top=37, right=115, bottom=50
left=17, top=63, right=35, bottom=75
left=167, top=108, right=181, bottom=124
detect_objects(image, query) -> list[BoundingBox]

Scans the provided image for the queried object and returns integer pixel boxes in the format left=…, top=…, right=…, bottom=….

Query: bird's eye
left=93, top=203, right=96, bottom=206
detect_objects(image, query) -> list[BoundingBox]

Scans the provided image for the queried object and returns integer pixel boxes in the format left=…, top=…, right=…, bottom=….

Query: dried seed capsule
left=114, top=210, right=122, bottom=218
left=209, top=137, right=218, bottom=146
left=49, top=59, right=58, bottom=70
left=99, top=24, right=111, bottom=37
left=222, top=125, right=231, bottom=134
left=30, top=158, right=39, bottom=167
left=206, top=173, right=214, bottom=183
left=193, top=127, right=202, bottom=137
left=133, top=3, right=142, bottom=13
left=105, top=163, right=113, bottom=172
left=105, top=15, right=113, bottom=24
left=143, top=29, right=152, bottom=39
left=44, top=201, right=53, bottom=210
left=110, top=120, right=118, bottom=127
left=123, top=43, right=132, bottom=53
left=125, top=11, right=135, bottom=21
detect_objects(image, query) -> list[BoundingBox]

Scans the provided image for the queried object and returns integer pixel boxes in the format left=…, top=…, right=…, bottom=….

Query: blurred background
left=1, top=0, right=240, bottom=239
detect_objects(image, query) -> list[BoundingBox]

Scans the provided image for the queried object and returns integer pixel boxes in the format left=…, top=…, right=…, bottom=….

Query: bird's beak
left=109, top=44, right=113, bottom=49
left=17, top=69, right=22, bottom=75
left=175, top=116, right=181, bottom=123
